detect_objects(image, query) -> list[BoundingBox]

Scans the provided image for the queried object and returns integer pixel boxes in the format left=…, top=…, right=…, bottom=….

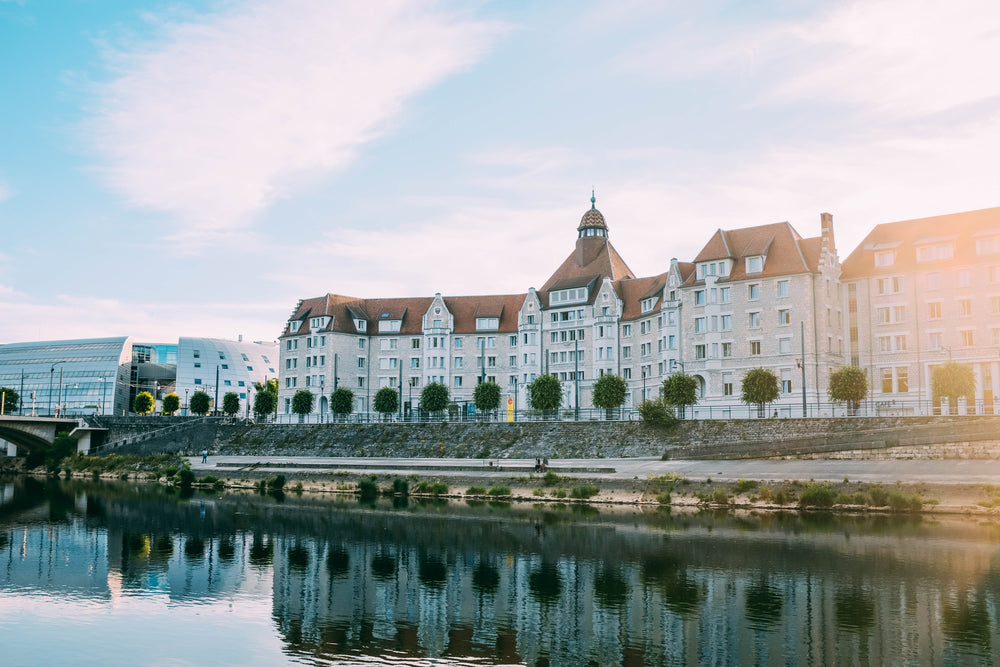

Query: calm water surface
left=1, top=476, right=999, bottom=666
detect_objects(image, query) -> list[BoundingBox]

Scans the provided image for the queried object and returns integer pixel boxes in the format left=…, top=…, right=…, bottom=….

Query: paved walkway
left=189, top=455, right=1000, bottom=485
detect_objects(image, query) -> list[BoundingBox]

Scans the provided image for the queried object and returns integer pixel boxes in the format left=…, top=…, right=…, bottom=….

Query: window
left=411, top=358, right=420, bottom=369
left=877, top=277, right=902, bottom=295
left=750, top=340, right=761, bottom=355
left=748, top=284, right=760, bottom=300
left=777, top=280, right=789, bottom=298
left=695, top=344, right=706, bottom=359
left=358, top=357, right=365, bottom=368
left=958, top=270, right=971, bottom=288
left=929, top=332, right=942, bottom=349
left=378, top=319, right=402, bottom=333
left=722, top=342, right=732, bottom=357
left=194, top=378, right=202, bottom=385
left=893, top=305, right=906, bottom=323
left=695, top=317, right=707, bottom=333
left=622, top=346, right=631, bottom=359
left=454, top=337, right=463, bottom=348
left=193, top=349, right=200, bottom=358
left=875, top=250, right=895, bottom=267
left=412, top=338, right=420, bottom=349
left=668, top=335, right=676, bottom=349
left=641, top=298, right=656, bottom=313
left=881, top=368, right=893, bottom=394
left=454, top=357, right=464, bottom=368
left=510, top=335, right=517, bottom=346
left=927, top=273, right=941, bottom=290
left=749, top=312, right=761, bottom=329
left=894, top=334, right=907, bottom=351
left=746, top=256, right=763, bottom=273
left=723, top=373, right=733, bottom=396
left=929, top=302, right=942, bottom=319
left=992, top=267, right=1000, bottom=283
left=602, top=306, right=610, bottom=316
left=194, top=362, right=201, bottom=368
left=897, top=367, right=909, bottom=393
left=380, top=339, right=398, bottom=351
left=993, top=296, right=1000, bottom=314
left=721, top=315, right=731, bottom=331
left=358, top=338, right=365, bottom=349
left=778, top=338, right=791, bottom=354
left=961, top=329, right=974, bottom=346
left=878, top=335, right=891, bottom=353
left=695, top=290, right=706, bottom=306
left=778, top=309, right=790, bottom=326
left=916, top=243, right=954, bottom=262
left=454, top=376, right=463, bottom=388
left=357, top=377, right=364, bottom=388
left=720, top=287, right=730, bottom=304
left=509, top=355, right=516, bottom=366
left=476, top=317, right=499, bottom=330
left=959, top=299, right=972, bottom=316
left=550, top=287, right=587, bottom=304
left=622, top=324, right=631, bottom=337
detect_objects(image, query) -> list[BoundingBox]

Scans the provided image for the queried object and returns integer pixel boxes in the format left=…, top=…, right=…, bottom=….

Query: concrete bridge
left=0, top=416, right=107, bottom=456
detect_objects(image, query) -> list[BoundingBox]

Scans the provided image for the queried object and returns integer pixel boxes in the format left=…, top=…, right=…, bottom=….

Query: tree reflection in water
left=529, top=562, right=562, bottom=604
left=942, top=589, right=992, bottom=653
left=641, top=553, right=701, bottom=616
left=472, top=559, right=500, bottom=594
left=249, top=533, right=273, bottom=568
left=184, top=536, right=205, bottom=561
left=216, top=536, right=235, bottom=562
left=835, top=586, right=875, bottom=632
left=326, top=545, right=349, bottom=578
left=418, top=553, right=447, bottom=589
left=371, top=553, right=396, bottom=580
left=594, top=566, right=628, bottom=609
left=745, top=578, right=783, bottom=629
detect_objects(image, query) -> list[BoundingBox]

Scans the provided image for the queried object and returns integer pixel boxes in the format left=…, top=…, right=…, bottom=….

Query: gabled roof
left=687, top=221, right=817, bottom=285
left=841, top=207, right=1000, bottom=279
left=540, top=237, right=635, bottom=306
left=615, top=272, right=668, bottom=321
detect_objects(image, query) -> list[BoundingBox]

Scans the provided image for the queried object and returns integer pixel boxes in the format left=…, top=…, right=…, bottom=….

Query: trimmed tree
left=473, top=380, right=502, bottom=419
left=0, top=386, right=20, bottom=414
left=528, top=374, right=562, bottom=414
left=292, top=389, right=314, bottom=420
left=661, top=372, right=698, bottom=419
left=190, top=390, right=211, bottom=416
left=222, top=392, right=241, bottom=417
left=162, top=393, right=180, bottom=416
left=421, top=382, right=450, bottom=415
left=828, top=365, right=868, bottom=416
left=133, top=391, right=154, bottom=416
left=932, top=361, right=976, bottom=414
left=374, top=386, right=399, bottom=420
left=254, top=389, right=276, bottom=420
left=330, top=387, right=354, bottom=420
left=741, top=368, right=780, bottom=418
left=591, top=374, right=627, bottom=419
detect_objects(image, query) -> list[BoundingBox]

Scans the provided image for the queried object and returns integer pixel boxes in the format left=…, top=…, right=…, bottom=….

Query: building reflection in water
left=0, top=477, right=999, bottom=665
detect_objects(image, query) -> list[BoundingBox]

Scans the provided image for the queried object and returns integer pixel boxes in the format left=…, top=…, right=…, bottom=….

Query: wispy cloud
left=87, top=0, right=503, bottom=243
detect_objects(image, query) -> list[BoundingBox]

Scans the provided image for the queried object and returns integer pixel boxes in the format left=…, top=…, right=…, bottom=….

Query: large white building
left=278, top=199, right=1000, bottom=418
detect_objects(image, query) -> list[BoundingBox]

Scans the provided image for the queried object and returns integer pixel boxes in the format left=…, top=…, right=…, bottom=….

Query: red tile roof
left=841, top=207, right=1000, bottom=279
left=539, top=237, right=635, bottom=305
left=616, top=272, right=668, bottom=321
left=688, top=221, right=818, bottom=285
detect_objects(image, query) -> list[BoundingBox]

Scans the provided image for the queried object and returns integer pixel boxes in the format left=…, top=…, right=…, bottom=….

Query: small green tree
left=661, top=372, right=698, bottom=419
left=253, top=389, right=276, bottom=420
left=0, top=386, right=20, bottom=414
left=421, top=382, right=450, bottom=414
left=330, top=387, right=354, bottom=419
left=591, top=374, right=627, bottom=418
left=528, top=374, right=562, bottom=414
left=162, top=393, right=180, bottom=416
left=828, top=365, right=868, bottom=416
left=932, top=361, right=976, bottom=414
left=292, top=389, right=314, bottom=419
left=190, top=390, right=211, bottom=416
left=133, top=391, right=154, bottom=416
left=741, top=368, right=780, bottom=418
left=222, top=391, right=241, bottom=417
left=374, top=386, right=399, bottom=420
left=473, top=380, right=502, bottom=418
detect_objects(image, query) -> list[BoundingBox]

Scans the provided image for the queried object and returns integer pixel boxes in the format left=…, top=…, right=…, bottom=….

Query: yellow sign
left=506, top=397, right=514, bottom=422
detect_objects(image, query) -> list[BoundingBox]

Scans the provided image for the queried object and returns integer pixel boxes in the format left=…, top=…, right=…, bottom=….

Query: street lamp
left=642, top=367, right=647, bottom=402
left=184, top=388, right=189, bottom=417
left=49, top=362, right=65, bottom=417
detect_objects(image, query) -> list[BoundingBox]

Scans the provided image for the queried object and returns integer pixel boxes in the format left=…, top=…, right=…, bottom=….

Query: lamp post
left=574, top=338, right=579, bottom=421
left=319, top=381, right=325, bottom=423
left=49, top=362, right=64, bottom=417
left=184, top=388, right=189, bottom=417
left=642, top=367, right=647, bottom=403
left=800, top=321, right=807, bottom=417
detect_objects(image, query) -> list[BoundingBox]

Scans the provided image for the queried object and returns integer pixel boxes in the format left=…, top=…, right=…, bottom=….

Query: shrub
left=431, top=482, right=448, bottom=496
left=834, top=493, right=856, bottom=505
left=552, top=488, right=567, bottom=499
left=798, top=483, right=835, bottom=508
left=657, top=493, right=671, bottom=505
left=868, top=485, right=889, bottom=507
left=711, top=488, right=729, bottom=504
left=466, top=486, right=487, bottom=495
left=358, top=478, right=379, bottom=499
left=532, top=488, right=545, bottom=497
left=200, top=475, right=220, bottom=485
left=733, top=478, right=758, bottom=494
left=392, top=478, right=409, bottom=496
left=887, top=492, right=923, bottom=512
left=162, top=466, right=179, bottom=478
left=570, top=485, right=599, bottom=499
left=639, top=399, right=678, bottom=427
left=773, top=489, right=792, bottom=505
left=759, top=486, right=773, bottom=502
left=267, top=475, right=286, bottom=491
left=177, top=468, right=196, bottom=487
left=542, top=471, right=561, bottom=486
left=487, top=486, right=511, bottom=496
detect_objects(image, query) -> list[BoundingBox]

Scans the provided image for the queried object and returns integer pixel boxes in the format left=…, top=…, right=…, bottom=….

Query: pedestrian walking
left=201, top=449, right=208, bottom=463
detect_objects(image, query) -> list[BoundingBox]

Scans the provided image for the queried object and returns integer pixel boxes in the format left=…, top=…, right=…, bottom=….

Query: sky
left=1, top=0, right=999, bottom=345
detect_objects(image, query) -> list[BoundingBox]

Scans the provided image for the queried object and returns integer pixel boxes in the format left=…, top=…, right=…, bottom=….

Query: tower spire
left=591, top=188, right=596, bottom=210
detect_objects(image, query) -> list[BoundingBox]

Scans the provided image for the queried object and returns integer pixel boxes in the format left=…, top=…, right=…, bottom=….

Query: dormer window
left=640, top=297, right=656, bottom=314
left=550, top=287, right=587, bottom=305
left=289, top=321, right=301, bottom=333
left=746, top=256, right=764, bottom=274
left=476, top=317, right=499, bottom=331
left=874, top=250, right=895, bottom=267
left=916, top=243, right=954, bottom=262
left=309, top=316, right=328, bottom=329
left=378, top=319, right=401, bottom=333
left=355, top=319, right=366, bottom=332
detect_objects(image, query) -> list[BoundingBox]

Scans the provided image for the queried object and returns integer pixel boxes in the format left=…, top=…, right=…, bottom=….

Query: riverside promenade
left=189, top=455, right=1000, bottom=486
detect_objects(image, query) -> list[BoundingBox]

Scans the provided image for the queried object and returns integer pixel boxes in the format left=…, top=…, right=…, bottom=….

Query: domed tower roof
left=577, top=190, right=608, bottom=237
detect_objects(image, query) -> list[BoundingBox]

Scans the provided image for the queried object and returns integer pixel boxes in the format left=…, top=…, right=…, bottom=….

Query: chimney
left=820, top=212, right=835, bottom=253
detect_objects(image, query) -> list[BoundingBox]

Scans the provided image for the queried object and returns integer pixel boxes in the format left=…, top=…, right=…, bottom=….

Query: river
left=1, top=476, right=998, bottom=665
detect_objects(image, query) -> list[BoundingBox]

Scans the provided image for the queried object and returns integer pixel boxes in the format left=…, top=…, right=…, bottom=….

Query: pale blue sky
left=2, top=0, right=998, bottom=344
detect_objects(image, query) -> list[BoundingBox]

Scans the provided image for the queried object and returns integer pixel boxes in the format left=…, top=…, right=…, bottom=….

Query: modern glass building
left=175, top=337, right=279, bottom=415
left=0, top=337, right=133, bottom=416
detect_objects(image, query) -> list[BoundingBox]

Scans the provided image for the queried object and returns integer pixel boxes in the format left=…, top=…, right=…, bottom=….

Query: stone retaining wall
left=93, top=415, right=1000, bottom=460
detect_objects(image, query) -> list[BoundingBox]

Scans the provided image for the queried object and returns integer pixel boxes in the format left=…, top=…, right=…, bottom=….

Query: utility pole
left=574, top=338, right=579, bottom=420
left=800, top=321, right=807, bottom=417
